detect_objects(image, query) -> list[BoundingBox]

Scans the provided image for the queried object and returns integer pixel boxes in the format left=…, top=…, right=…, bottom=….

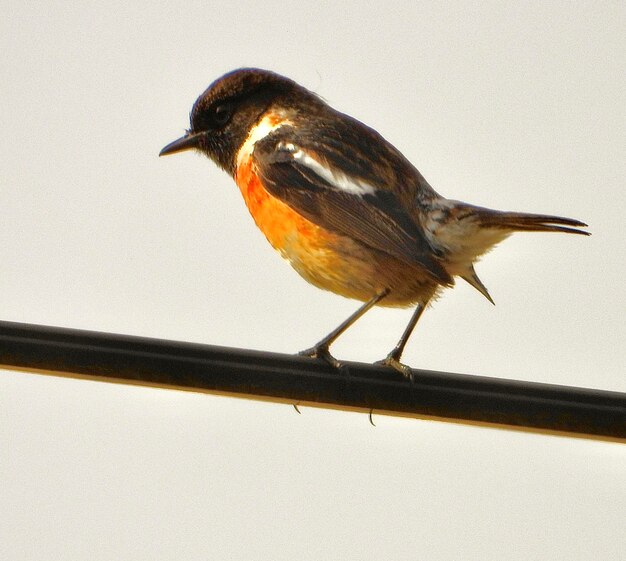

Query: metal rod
left=0, top=320, right=624, bottom=441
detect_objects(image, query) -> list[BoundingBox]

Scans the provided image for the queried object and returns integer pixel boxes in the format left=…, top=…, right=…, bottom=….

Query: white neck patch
left=236, top=113, right=291, bottom=167
left=237, top=113, right=378, bottom=198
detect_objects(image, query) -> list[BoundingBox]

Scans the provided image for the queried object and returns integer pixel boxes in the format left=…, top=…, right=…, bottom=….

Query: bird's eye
left=213, top=103, right=233, bottom=126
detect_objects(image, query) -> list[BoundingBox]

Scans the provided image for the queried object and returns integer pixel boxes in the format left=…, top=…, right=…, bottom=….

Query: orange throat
left=235, top=156, right=321, bottom=254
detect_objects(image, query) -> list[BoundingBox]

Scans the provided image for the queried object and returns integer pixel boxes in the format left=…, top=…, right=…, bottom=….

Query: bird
left=159, top=68, right=589, bottom=379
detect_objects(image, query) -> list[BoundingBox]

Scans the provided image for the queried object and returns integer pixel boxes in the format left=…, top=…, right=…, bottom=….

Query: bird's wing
left=252, top=127, right=452, bottom=285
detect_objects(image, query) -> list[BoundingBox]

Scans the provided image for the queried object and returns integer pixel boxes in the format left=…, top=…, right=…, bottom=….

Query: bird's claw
left=298, top=345, right=344, bottom=370
left=375, top=354, right=415, bottom=381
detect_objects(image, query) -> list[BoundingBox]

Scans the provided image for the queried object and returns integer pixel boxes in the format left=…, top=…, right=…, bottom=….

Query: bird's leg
left=376, top=302, right=427, bottom=380
left=299, top=288, right=390, bottom=368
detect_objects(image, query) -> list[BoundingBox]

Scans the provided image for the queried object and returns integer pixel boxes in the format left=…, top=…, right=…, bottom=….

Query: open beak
left=159, top=132, right=204, bottom=156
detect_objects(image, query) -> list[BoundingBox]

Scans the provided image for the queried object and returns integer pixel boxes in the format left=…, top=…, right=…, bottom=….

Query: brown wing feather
left=253, top=131, right=452, bottom=285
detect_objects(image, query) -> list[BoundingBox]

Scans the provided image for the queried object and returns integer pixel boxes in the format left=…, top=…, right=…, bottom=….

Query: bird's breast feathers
left=234, top=113, right=341, bottom=260
left=234, top=110, right=452, bottom=286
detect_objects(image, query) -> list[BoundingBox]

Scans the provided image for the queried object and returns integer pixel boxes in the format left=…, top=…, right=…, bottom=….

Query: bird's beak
left=159, top=132, right=204, bottom=156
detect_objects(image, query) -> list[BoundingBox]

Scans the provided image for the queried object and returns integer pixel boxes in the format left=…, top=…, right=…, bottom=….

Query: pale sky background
left=1, top=2, right=624, bottom=560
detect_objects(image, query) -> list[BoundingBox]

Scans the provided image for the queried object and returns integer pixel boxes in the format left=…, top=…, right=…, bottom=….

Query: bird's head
left=159, top=68, right=313, bottom=174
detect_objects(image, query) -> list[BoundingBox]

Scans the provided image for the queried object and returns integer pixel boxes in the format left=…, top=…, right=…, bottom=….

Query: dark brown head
left=159, top=68, right=317, bottom=174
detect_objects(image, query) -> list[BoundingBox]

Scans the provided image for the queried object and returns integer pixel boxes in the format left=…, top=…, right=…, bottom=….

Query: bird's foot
left=375, top=354, right=415, bottom=382
left=298, top=344, right=344, bottom=370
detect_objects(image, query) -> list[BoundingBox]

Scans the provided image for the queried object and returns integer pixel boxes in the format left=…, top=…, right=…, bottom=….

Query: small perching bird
left=160, top=68, right=589, bottom=378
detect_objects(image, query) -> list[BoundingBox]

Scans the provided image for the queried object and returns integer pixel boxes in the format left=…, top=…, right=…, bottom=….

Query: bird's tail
left=432, top=202, right=590, bottom=304
left=473, top=208, right=590, bottom=236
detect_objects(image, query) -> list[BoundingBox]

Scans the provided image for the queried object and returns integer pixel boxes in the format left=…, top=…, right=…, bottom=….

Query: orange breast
left=235, top=157, right=333, bottom=256
left=233, top=155, right=438, bottom=306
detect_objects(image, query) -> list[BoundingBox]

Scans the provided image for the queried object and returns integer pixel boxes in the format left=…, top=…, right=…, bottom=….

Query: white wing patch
left=278, top=142, right=377, bottom=197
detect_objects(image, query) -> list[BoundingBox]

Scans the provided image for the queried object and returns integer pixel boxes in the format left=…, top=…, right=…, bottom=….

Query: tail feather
left=438, top=203, right=590, bottom=304
left=461, top=265, right=495, bottom=305
left=476, top=209, right=590, bottom=236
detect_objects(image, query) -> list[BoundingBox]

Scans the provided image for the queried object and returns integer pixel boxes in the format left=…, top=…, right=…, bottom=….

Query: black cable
left=0, top=320, right=624, bottom=441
